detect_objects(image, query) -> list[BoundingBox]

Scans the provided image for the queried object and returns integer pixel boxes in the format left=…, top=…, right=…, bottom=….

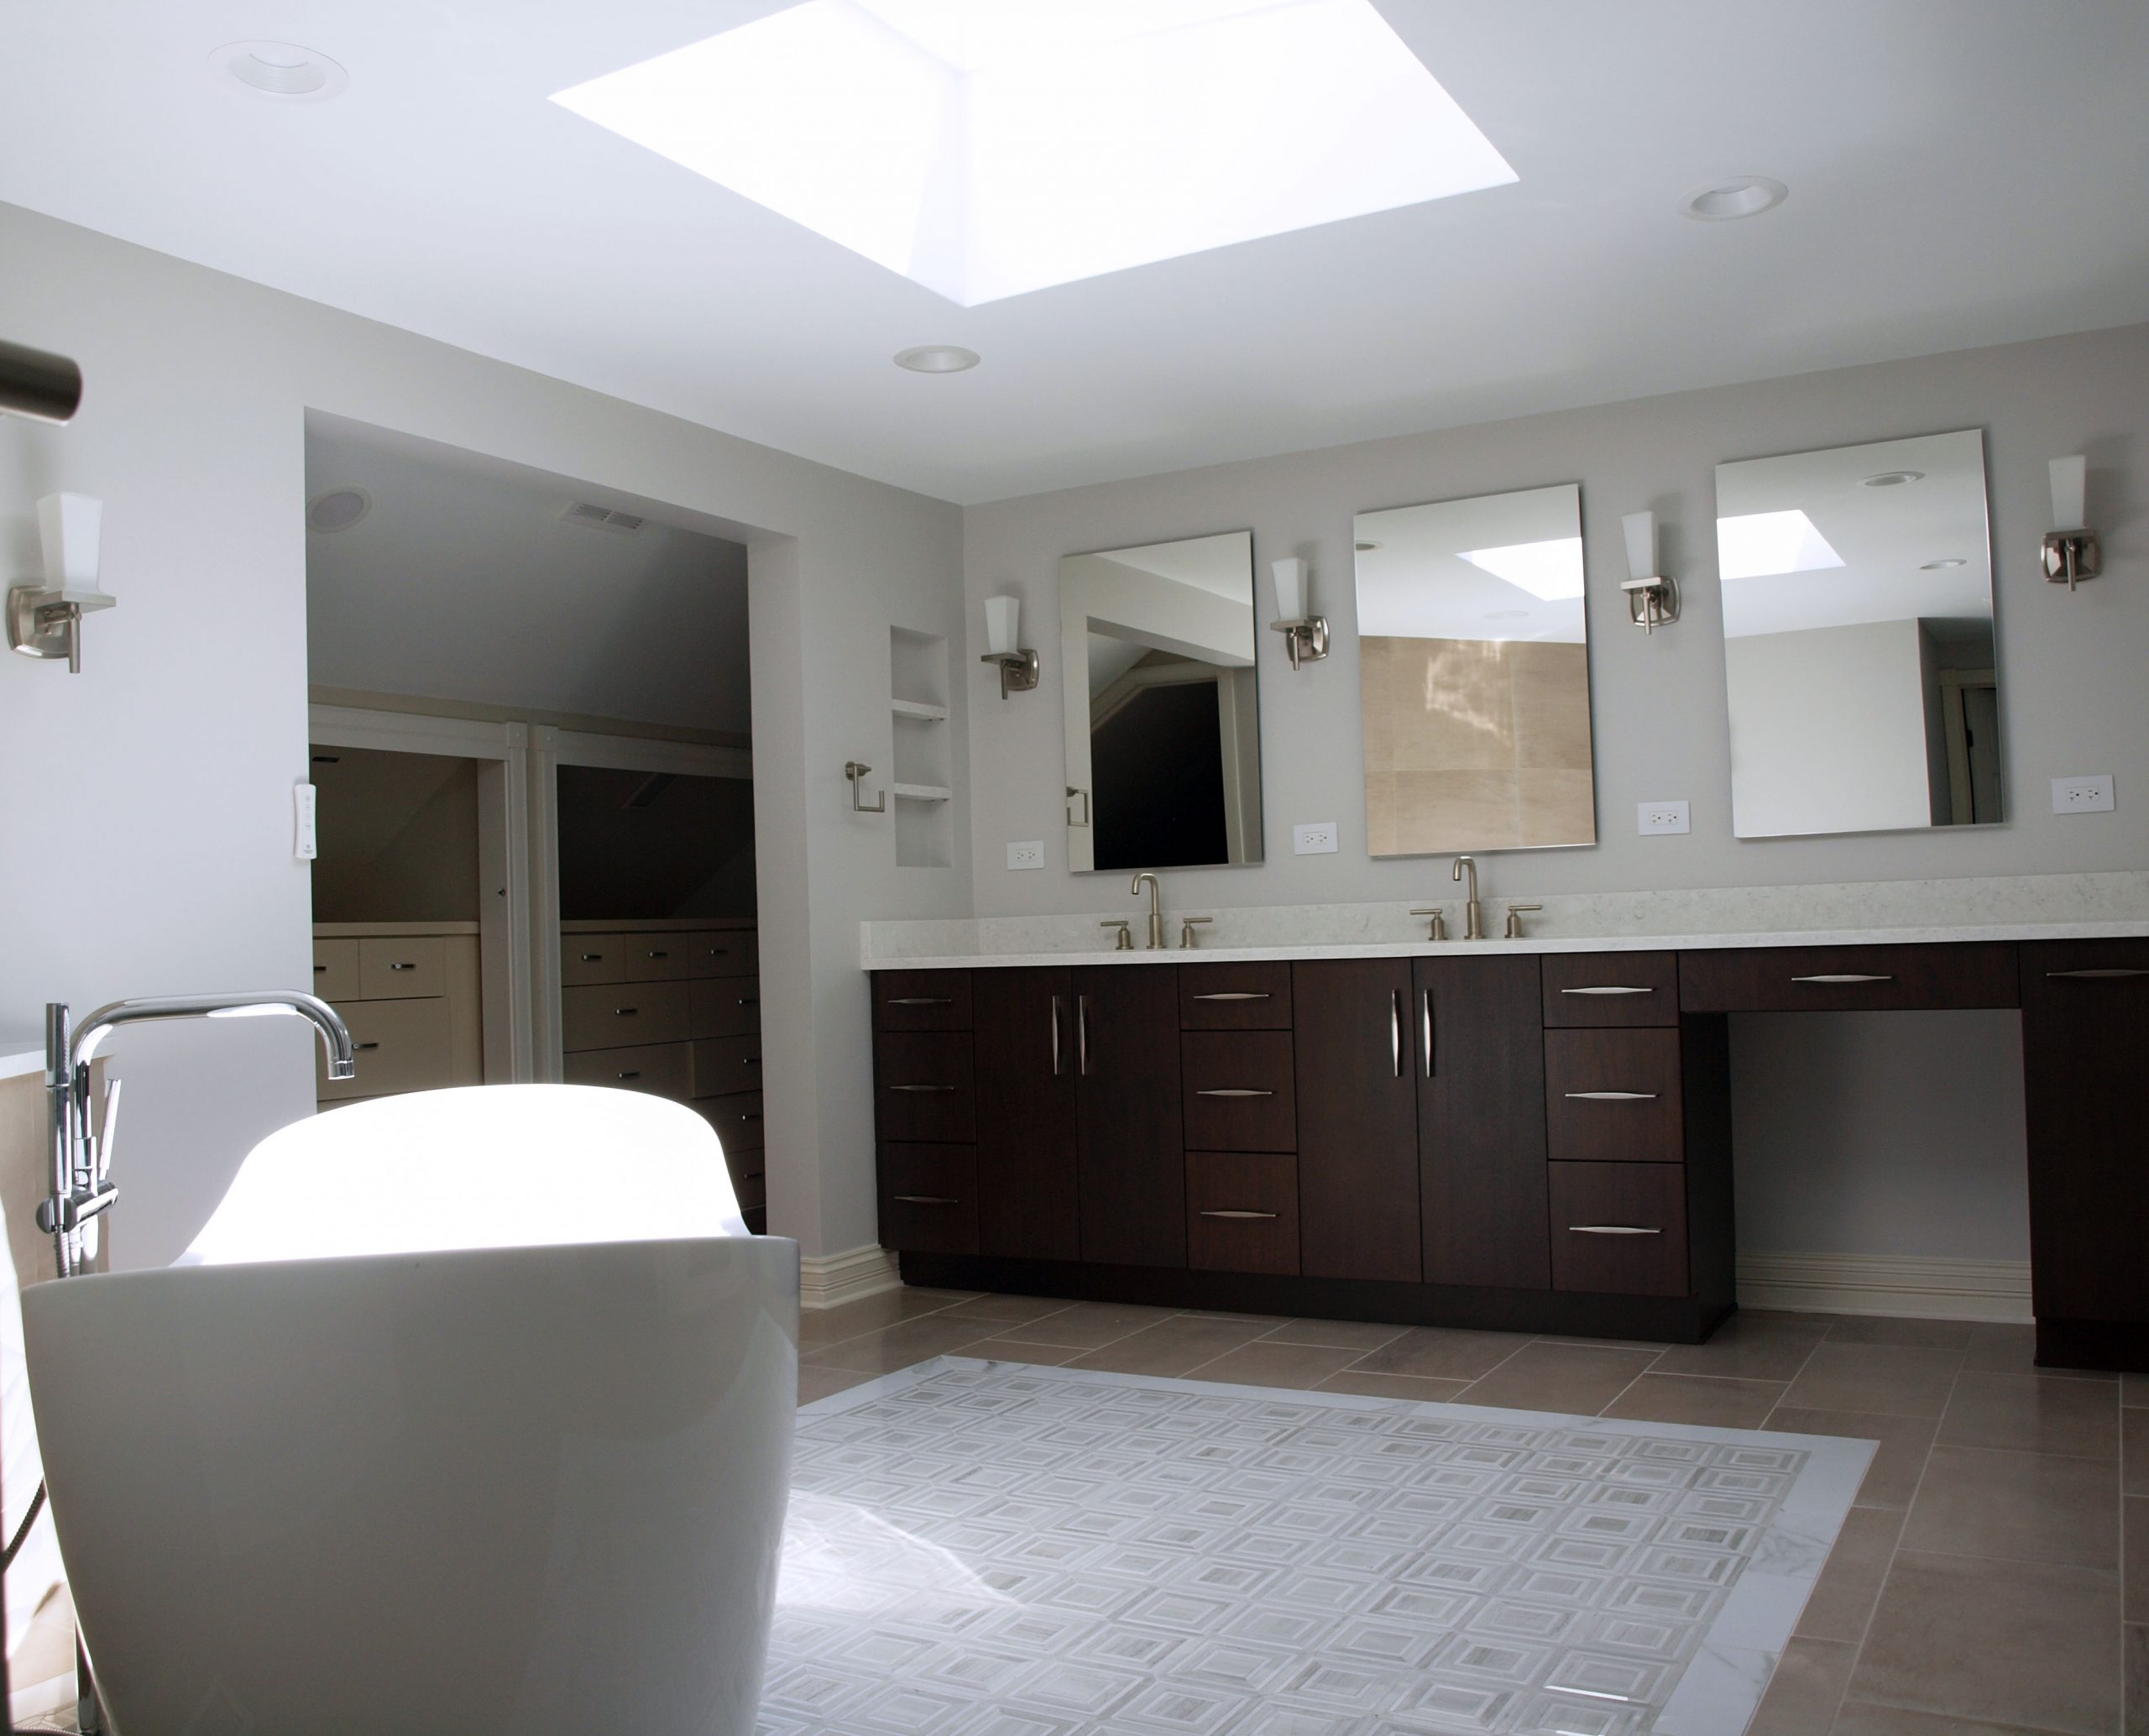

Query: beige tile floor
left=800, top=1287, right=2149, bottom=1736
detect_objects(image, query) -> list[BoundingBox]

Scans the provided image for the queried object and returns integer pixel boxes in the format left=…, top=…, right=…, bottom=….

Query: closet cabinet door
left=1414, top=954, right=1550, bottom=1291
left=1293, top=960, right=1421, bottom=1283
left=1074, top=965, right=1185, bottom=1269
left=973, top=968, right=1080, bottom=1263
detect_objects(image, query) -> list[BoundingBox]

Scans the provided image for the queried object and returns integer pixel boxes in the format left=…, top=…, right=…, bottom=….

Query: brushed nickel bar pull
left=1421, top=988, right=1433, bottom=1079
left=1561, top=986, right=1654, bottom=996
left=1200, top=1210, right=1278, bottom=1221
left=1791, top=973, right=1895, bottom=983
left=354, top=1042, right=382, bottom=1051
left=1563, top=1090, right=1660, bottom=1101
left=389, top=961, right=418, bottom=971
left=614, top=1069, right=640, bottom=1080
left=1050, top=993, right=1062, bottom=1076
left=613, top=1007, right=640, bottom=1017
left=1195, top=1088, right=1273, bottom=1097
left=2047, top=968, right=2149, bottom=979
left=1077, top=995, right=1090, bottom=1076
left=894, top=1195, right=959, bottom=1206
left=1569, top=1225, right=1662, bottom=1236
left=1390, top=989, right=1401, bottom=1078
left=886, top=996, right=954, bottom=1006
left=1191, top=991, right=1270, bottom=1001
left=888, top=1083, right=957, bottom=1093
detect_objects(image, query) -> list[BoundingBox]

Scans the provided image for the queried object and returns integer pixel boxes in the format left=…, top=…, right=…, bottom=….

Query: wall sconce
left=1619, top=510, right=1679, bottom=634
left=1269, top=557, right=1329, bottom=669
left=2042, top=457, right=2101, bottom=590
left=979, top=593, right=1038, bottom=698
left=9, top=493, right=116, bottom=674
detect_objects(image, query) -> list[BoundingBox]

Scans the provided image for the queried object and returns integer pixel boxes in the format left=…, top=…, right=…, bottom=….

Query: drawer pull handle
left=705, top=947, right=729, bottom=956
left=1561, top=986, right=1654, bottom=996
left=580, top=953, right=604, bottom=961
left=1569, top=1224, right=1662, bottom=1236
left=614, top=1007, right=639, bottom=1017
left=615, top=1070, right=641, bottom=1080
left=739, top=997, right=760, bottom=1007
left=646, top=950, right=669, bottom=960
left=1195, top=1087, right=1273, bottom=1097
left=1191, top=991, right=1270, bottom=1001
left=312, top=964, right=327, bottom=973
left=895, top=1195, right=959, bottom=1206
left=1391, top=989, right=1401, bottom=1078
left=886, top=996, right=954, bottom=1006
left=1791, top=973, right=1894, bottom=984
left=740, top=1112, right=763, bottom=1122
left=354, top=1042, right=382, bottom=1051
left=1563, top=1090, right=1659, bottom=1101
left=889, top=1083, right=957, bottom=1093
left=745, top=1056, right=760, bottom=1066
left=389, top=962, right=417, bottom=972
left=2047, top=968, right=2149, bottom=979
left=1200, top=1209, right=1278, bottom=1221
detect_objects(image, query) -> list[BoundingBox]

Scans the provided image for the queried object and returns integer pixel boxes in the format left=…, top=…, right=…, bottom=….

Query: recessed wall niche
left=890, top=625, right=953, bottom=868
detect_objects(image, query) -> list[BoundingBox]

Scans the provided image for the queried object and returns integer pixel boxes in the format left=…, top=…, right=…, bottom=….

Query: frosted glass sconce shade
left=1618, top=509, right=1679, bottom=633
left=1268, top=557, right=1328, bottom=669
left=2049, top=457, right=2087, bottom=531
left=2042, top=456, right=2100, bottom=589
left=979, top=591, right=1038, bottom=698
left=1272, top=557, right=1308, bottom=624
left=1621, top=511, right=1655, bottom=582
left=10, top=492, right=115, bottom=672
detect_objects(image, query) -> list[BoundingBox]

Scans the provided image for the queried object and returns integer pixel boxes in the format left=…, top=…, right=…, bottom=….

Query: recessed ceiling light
left=1921, top=557, right=1968, bottom=570
left=1863, top=470, right=1924, bottom=488
left=895, top=345, right=980, bottom=374
left=1717, top=509, right=1844, bottom=580
left=306, top=487, right=371, bottom=533
left=1681, top=176, right=1788, bottom=222
left=210, top=40, right=348, bottom=101
left=552, top=0, right=1519, bottom=306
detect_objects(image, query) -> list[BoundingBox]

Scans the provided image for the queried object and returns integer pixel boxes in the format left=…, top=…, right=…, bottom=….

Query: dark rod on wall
left=0, top=337, right=83, bottom=424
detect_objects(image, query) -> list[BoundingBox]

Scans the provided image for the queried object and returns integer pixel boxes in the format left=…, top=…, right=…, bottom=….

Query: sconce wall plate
left=2042, top=531, right=2101, bottom=589
left=980, top=647, right=1040, bottom=698
left=1268, top=616, right=1330, bottom=669
left=1620, top=576, right=1681, bottom=633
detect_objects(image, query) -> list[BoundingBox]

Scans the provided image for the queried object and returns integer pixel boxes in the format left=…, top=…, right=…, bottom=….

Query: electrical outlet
left=1638, top=799, right=1690, bottom=836
left=293, top=782, right=318, bottom=860
left=1006, top=839, right=1046, bottom=871
left=2052, top=775, right=2115, bottom=814
left=1293, top=821, right=1340, bottom=855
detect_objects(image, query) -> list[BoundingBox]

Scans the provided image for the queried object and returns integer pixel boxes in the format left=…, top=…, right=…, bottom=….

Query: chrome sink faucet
left=39, top=992, right=356, bottom=1278
left=1451, top=855, right=1485, bottom=941
left=1131, top=871, right=1166, bottom=950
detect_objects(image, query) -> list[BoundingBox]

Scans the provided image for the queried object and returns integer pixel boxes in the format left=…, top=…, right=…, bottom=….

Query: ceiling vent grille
left=561, top=501, right=646, bottom=536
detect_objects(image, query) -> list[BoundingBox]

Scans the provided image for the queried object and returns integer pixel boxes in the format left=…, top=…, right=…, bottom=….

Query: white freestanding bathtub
left=20, top=1085, right=798, bottom=1736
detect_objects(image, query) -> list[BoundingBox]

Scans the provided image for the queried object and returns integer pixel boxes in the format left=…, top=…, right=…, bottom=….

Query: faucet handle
left=1179, top=917, right=1212, bottom=950
left=1098, top=919, right=1134, bottom=952
left=1503, top=903, right=1544, bottom=939
left=1409, top=907, right=1447, bottom=942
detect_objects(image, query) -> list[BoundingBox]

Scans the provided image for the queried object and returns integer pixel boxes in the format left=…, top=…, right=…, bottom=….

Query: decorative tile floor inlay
left=770, top=1357, right=1874, bottom=1736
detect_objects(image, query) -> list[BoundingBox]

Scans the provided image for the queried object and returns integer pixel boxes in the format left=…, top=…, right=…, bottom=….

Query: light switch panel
left=294, top=782, right=318, bottom=860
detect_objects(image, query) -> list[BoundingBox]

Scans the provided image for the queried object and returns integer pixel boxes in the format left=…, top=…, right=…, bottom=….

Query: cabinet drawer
left=562, top=980, right=689, bottom=1053
left=689, top=978, right=761, bottom=1040
left=691, top=1033, right=763, bottom=1100
left=1549, top=1163, right=1690, bottom=1296
left=875, top=1031, right=975, bottom=1143
left=562, top=1041, right=692, bottom=1098
left=312, top=938, right=360, bottom=1003
left=874, top=970, right=972, bottom=1032
left=687, top=931, right=758, bottom=980
left=732, top=1169, right=767, bottom=1213
left=562, top=935, right=632, bottom=987
left=699, top=1091, right=764, bottom=1153
left=1179, top=963, right=1293, bottom=1029
left=1181, top=1030, right=1296, bottom=1153
left=358, top=936, right=445, bottom=1001
left=1545, top=1028, right=1684, bottom=1163
left=879, top=1143, right=980, bottom=1254
left=1541, top=952, right=1679, bottom=1027
left=1677, top=943, right=2019, bottom=1012
left=1187, top=1150, right=1299, bottom=1275
left=321, top=997, right=455, bottom=1101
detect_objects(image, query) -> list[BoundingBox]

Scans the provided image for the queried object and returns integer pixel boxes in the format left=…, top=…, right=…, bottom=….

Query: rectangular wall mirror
left=1059, top=530, right=1263, bottom=872
left=1717, top=429, right=2000, bottom=839
left=1354, top=483, right=1597, bottom=856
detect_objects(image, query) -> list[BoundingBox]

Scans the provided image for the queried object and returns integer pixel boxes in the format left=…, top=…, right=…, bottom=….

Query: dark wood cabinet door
left=1074, top=965, right=1186, bottom=1268
left=1415, top=954, right=1550, bottom=1290
left=973, top=967, right=1080, bottom=1263
left=1293, top=960, right=1421, bottom=1283
left=2021, top=939, right=2149, bottom=1334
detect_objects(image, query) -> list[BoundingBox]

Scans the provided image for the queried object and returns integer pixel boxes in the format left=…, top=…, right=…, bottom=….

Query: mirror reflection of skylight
left=551, top=0, right=1518, bottom=306
left=1459, top=536, right=1586, bottom=601
left=1717, top=510, right=1846, bottom=581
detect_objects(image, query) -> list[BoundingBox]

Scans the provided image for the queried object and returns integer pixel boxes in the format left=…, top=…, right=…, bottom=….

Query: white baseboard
left=799, top=1244, right=904, bottom=1311
left=1739, top=1252, right=2031, bottom=1322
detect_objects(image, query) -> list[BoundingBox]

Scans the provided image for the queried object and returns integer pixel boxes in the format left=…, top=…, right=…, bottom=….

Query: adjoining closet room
left=302, top=415, right=766, bottom=1228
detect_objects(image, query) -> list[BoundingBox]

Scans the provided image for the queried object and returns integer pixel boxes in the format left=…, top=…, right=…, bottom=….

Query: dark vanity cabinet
left=971, top=968, right=1079, bottom=1263
left=1073, top=965, right=1186, bottom=1268
left=1293, top=960, right=1420, bottom=1283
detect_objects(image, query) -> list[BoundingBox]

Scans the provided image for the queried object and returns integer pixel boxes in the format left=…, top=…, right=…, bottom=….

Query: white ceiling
left=6, top=3, right=2148, bottom=505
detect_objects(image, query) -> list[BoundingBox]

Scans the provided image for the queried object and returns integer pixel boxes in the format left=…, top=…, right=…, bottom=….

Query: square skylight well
left=552, top=0, right=1517, bottom=306
left=1716, top=510, right=1846, bottom=582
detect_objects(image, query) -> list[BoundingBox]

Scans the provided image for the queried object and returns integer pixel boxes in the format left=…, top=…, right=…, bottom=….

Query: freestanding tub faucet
left=1131, top=871, right=1165, bottom=950
left=39, top=993, right=356, bottom=1278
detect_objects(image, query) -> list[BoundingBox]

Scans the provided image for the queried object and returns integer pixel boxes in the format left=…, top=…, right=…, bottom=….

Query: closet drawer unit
left=561, top=980, right=689, bottom=1054
left=879, top=1144, right=980, bottom=1255
left=312, top=938, right=360, bottom=1003
left=1181, top=1030, right=1297, bottom=1153
left=1677, top=943, right=2019, bottom=1012
left=688, top=932, right=758, bottom=980
left=700, top=1091, right=765, bottom=1153
left=874, top=971, right=972, bottom=1032
left=691, top=1033, right=763, bottom=1100
left=1179, top=963, right=1293, bottom=1030
left=1186, top=1150, right=1299, bottom=1275
left=562, top=1041, right=692, bottom=1099
left=321, top=996, right=455, bottom=1101
left=562, top=936, right=631, bottom=987
left=358, top=935, right=446, bottom=1001
left=1545, top=1028, right=1684, bottom=1164
left=1541, top=952, right=1679, bottom=1027
left=1549, top=1163, right=1690, bottom=1296
left=689, top=978, right=761, bottom=1040
left=874, top=1031, right=976, bottom=1143
left=619, top=939, right=696, bottom=983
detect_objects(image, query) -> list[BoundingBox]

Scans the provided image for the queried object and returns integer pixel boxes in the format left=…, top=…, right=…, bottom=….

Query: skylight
left=1459, top=536, right=1586, bottom=602
left=552, top=0, right=1517, bottom=306
left=1716, top=510, right=1846, bottom=581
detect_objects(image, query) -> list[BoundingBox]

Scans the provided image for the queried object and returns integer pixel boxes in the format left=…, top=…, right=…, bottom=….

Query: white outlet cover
left=2051, top=775, right=2115, bottom=814
left=1638, top=798, right=1690, bottom=835
left=1293, top=821, right=1340, bottom=855
left=293, top=782, right=318, bottom=860
left=1006, top=839, right=1046, bottom=871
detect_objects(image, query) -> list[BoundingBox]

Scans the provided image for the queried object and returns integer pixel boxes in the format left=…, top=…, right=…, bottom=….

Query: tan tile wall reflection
left=1362, top=635, right=1596, bottom=855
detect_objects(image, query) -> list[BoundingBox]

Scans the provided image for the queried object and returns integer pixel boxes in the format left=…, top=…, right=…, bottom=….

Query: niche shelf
left=890, top=625, right=953, bottom=868
left=891, top=782, right=953, bottom=803
left=890, top=698, right=949, bottom=722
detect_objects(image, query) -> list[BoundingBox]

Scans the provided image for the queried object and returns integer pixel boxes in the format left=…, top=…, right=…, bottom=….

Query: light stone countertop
left=0, top=1039, right=45, bottom=1081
